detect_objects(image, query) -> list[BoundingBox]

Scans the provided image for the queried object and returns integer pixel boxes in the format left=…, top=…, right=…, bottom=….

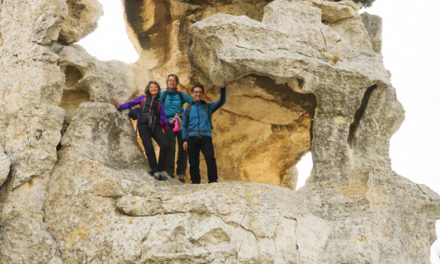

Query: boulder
left=1, top=0, right=439, bottom=263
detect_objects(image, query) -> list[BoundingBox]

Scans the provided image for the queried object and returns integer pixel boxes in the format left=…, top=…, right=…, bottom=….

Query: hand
left=183, top=141, right=188, bottom=151
left=169, top=119, right=176, bottom=125
left=113, top=100, right=120, bottom=110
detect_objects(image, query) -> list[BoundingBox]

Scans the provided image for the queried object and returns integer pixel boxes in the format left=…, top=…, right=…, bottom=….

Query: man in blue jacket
left=182, top=85, right=226, bottom=184
left=159, top=74, right=193, bottom=182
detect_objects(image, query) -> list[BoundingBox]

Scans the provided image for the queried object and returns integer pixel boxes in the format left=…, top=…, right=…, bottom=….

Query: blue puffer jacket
left=159, top=88, right=193, bottom=121
left=182, top=88, right=226, bottom=140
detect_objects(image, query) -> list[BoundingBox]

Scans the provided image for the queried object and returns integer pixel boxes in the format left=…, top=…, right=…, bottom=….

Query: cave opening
left=59, top=65, right=90, bottom=134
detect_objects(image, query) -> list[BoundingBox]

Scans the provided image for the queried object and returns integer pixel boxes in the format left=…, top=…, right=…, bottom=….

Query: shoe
left=178, top=174, right=185, bottom=183
left=152, top=172, right=161, bottom=180
left=158, top=171, right=168, bottom=181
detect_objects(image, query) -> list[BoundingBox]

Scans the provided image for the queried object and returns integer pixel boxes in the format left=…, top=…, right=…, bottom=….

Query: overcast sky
left=78, top=0, right=440, bottom=195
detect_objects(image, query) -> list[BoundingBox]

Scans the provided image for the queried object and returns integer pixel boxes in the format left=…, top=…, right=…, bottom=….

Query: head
left=191, top=85, right=205, bottom=101
left=145, top=81, right=161, bottom=96
left=166, top=74, right=179, bottom=91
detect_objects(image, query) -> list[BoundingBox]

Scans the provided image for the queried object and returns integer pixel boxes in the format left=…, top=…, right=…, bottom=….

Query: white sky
left=79, top=0, right=440, bottom=194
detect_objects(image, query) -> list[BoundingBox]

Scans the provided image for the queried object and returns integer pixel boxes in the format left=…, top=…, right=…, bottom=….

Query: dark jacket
left=119, top=95, right=169, bottom=128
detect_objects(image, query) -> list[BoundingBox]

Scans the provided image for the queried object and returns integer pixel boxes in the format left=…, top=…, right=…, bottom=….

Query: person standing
left=114, top=81, right=170, bottom=181
left=182, top=85, right=226, bottom=184
left=159, top=74, right=193, bottom=182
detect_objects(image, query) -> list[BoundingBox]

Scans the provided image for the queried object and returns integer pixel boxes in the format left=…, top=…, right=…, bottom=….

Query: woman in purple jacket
left=114, top=81, right=170, bottom=181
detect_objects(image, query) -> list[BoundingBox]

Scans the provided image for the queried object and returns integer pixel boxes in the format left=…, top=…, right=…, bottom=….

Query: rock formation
left=0, top=0, right=439, bottom=263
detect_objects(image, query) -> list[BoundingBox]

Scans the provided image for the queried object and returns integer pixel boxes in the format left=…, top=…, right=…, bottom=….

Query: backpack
left=185, top=103, right=212, bottom=129
left=129, top=96, right=168, bottom=132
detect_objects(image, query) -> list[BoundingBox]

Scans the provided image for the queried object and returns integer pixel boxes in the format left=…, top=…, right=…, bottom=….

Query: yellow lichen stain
left=330, top=55, right=340, bottom=65
left=407, top=248, right=417, bottom=254
left=329, top=176, right=369, bottom=200
left=130, top=200, right=137, bottom=205
left=356, top=235, right=368, bottom=243
left=366, top=189, right=388, bottom=208
left=384, top=226, right=393, bottom=238
left=68, top=226, right=91, bottom=246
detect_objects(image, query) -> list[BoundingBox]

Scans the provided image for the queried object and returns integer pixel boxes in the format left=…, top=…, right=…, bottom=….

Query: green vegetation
left=354, top=0, right=376, bottom=7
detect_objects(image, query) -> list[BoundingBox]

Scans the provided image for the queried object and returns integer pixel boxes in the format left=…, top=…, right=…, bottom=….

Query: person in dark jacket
left=114, top=81, right=170, bottom=180
left=182, top=85, right=226, bottom=184
left=159, top=74, right=193, bottom=182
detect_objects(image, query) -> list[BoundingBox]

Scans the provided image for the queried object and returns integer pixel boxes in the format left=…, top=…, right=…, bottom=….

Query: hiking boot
left=152, top=172, right=161, bottom=181
left=158, top=171, right=168, bottom=181
left=178, top=174, right=185, bottom=183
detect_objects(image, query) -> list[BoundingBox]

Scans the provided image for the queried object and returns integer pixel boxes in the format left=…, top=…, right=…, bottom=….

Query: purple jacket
left=119, top=95, right=170, bottom=127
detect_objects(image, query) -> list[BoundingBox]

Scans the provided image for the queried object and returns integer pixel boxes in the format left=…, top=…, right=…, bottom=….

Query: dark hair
left=166, top=74, right=179, bottom=84
left=145, top=81, right=161, bottom=95
left=191, top=85, right=204, bottom=93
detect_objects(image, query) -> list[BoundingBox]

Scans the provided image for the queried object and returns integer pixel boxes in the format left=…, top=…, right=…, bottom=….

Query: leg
left=159, top=129, right=176, bottom=176
left=138, top=124, right=158, bottom=174
left=151, top=125, right=169, bottom=172
left=175, top=131, right=188, bottom=176
left=200, top=136, right=218, bottom=183
left=187, top=137, right=201, bottom=184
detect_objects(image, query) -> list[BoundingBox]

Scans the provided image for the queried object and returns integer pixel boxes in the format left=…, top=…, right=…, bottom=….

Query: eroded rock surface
left=0, top=146, right=10, bottom=187
left=1, top=0, right=440, bottom=263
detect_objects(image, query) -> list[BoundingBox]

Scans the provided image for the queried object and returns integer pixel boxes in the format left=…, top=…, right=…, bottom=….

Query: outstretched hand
left=113, top=100, right=120, bottom=110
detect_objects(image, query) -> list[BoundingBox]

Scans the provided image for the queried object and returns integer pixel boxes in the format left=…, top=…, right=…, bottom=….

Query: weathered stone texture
left=361, top=12, right=383, bottom=53
left=58, top=0, right=103, bottom=43
left=0, top=146, right=10, bottom=187
left=0, top=0, right=132, bottom=262
left=1, top=0, right=439, bottom=263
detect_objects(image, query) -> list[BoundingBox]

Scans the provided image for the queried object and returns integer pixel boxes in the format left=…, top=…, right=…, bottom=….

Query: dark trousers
left=160, top=129, right=187, bottom=176
left=138, top=123, right=168, bottom=174
left=187, top=136, right=218, bottom=184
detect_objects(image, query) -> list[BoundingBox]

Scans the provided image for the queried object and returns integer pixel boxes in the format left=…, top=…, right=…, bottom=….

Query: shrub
left=353, top=0, right=376, bottom=7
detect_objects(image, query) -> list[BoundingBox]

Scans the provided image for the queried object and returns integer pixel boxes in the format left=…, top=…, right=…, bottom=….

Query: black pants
left=138, top=122, right=168, bottom=174
left=187, top=136, right=218, bottom=184
left=160, top=129, right=187, bottom=176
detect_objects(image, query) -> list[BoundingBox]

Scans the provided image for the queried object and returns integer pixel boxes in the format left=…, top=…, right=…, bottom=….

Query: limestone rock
left=58, top=44, right=137, bottom=130
left=1, top=0, right=440, bottom=263
left=58, top=0, right=103, bottom=43
left=127, top=0, right=272, bottom=91
left=306, top=0, right=362, bottom=23
left=361, top=12, right=383, bottom=53
left=0, top=146, right=10, bottom=187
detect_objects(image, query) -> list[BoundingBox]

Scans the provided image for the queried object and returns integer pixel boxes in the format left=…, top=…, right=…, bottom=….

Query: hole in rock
left=62, top=65, right=83, bottom=87
left=212, top=75, right=316, bottom=188
left=60, top=89, right=90, bottom=133
left=78, top=1, right=138, bottom=62
left=296, top=152, right=313, bottom=189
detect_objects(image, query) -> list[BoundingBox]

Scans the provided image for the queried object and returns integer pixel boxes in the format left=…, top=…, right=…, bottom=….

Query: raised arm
left=208, top=87, right=226, bottom=113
